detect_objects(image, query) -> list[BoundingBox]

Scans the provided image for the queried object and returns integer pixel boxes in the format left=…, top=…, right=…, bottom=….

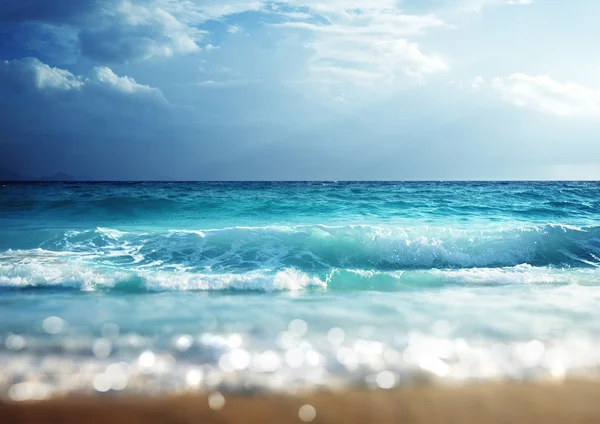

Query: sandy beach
left=2, top=380, right=600, bottom=424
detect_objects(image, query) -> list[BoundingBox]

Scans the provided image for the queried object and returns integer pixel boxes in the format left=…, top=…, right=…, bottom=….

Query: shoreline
left=3, top=380, right=600, bottom=423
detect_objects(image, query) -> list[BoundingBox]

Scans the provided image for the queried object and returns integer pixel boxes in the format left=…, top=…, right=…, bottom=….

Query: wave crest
left=19, top=224, right=600, bottom=270
left=2, top=255, right=599, bottom=292
left=0, top=258, right=325, bottom=292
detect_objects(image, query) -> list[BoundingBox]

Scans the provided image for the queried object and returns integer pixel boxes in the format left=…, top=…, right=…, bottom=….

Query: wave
left=325, top=265, right=600, bottom=290
left=0, top=259, right=325, bottom=292
left=4, top=223, right=599, bottom=271
left=1, top=255, right=599, bottom=292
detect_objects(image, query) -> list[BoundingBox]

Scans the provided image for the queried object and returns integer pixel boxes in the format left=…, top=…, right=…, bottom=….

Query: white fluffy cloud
left=79, top=1, right=203, bottom=62
left=165, top=0, right=450, bottom=84
left=0, top=58, right=84, bottom=92
left=90, top=67, right=165, bottom=97
left=149, top=0, right=449, bottom=84
left=0, top=57, right=167, bottom=102
left=273, top=2, right=448, bottom=84
left=492, top=73, right=600, bottom=116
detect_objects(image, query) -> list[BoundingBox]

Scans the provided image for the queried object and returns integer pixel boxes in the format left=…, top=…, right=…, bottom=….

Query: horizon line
left=2, top=179, right=600, bottom=183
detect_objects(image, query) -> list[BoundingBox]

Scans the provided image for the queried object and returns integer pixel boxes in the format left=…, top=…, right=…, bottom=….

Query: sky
left=1, top=0, right=600, bottom=180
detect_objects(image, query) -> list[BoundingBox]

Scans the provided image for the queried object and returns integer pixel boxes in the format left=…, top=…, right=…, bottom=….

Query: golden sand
left=2, top=381, right=600, bottom=424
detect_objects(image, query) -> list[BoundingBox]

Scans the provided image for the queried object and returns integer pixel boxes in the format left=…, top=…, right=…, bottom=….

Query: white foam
left=0, top=258, right=326, bottom=292
left=427, top=265, right=600, bottom=285
left=141, top=268, right=326, bottom=292
left=0, top=256, right=127, bottom=290
left=8, top=223, right=599, bottom=273
left=96, top=227, right=128, bottom=239
left=2, top=250, right=600, bottom=291
left=325, top=266, right=600, bottom=289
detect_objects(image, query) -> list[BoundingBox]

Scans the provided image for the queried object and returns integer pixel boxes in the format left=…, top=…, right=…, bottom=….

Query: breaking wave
left=1, top=258, right=599, bottom=292
left=4, top=224, right=600, bottom=269
left=1, top=224, right=599, bottom=291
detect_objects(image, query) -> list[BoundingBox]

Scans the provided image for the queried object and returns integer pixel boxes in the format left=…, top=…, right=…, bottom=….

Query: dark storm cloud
left=0, top=57, right=180, bottom=179
left=0, top=0, right=101, bottom=63
left=0, top=0, right=200, bottom=64
left=0, top=56, right=279, bottom=181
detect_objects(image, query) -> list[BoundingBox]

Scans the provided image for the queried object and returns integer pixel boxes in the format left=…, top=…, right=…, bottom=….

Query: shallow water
left=1, top=181, right=600, bottom=399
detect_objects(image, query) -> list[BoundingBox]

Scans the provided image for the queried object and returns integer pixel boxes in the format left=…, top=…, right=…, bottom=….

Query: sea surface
left=1, top=181, right=600, bottom=400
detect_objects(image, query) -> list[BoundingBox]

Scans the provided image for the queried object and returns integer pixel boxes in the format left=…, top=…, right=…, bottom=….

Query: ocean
left=1, top=181, right=600, bottom=400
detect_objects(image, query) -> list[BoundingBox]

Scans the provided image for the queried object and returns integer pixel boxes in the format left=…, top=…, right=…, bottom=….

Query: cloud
left=79, top=1, right=202, bottom=63
left=461, top=0, right=533, bottom=12
left=194, top=79, right=256, bottom=88
left=166, top=1, right=265, bottom=22
left=2, top=0, right=450, bottom=83
left=471, top=76, right=484, bottom=89
left=0, top=57, right=181, bottom=179
left=491, top=73, right=600, bottom=116
left=306, top=39, right=447, bottom=86
left=0, top=57, right=84, bottom=92
left=272, top=2, right=448, bottom=84
left=89, top=66, right=166, bottom=98
left=0, top=57, right=166, bottom=99
left=1, top=0, right=204, bottom=63
left=0, top=56, right=170, bottom=142
left=136, top=1, right=450, bottom=84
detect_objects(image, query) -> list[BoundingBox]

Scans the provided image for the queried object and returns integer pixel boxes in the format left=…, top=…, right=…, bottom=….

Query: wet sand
left=2, top=380, right=600, bottom=424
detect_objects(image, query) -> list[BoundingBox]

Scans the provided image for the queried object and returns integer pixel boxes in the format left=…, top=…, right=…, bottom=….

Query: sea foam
left=6, top=223, right=599, bottom=271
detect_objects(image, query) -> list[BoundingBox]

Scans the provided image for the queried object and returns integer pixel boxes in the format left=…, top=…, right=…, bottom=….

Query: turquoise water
left=1, top=182, right=600, bottom=399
